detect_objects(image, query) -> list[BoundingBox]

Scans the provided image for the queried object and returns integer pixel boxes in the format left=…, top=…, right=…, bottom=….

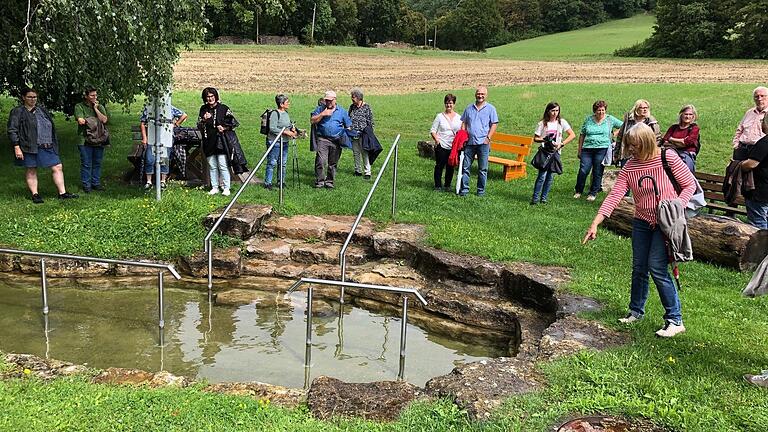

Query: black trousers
left=433, top=146, right=454, bottom=188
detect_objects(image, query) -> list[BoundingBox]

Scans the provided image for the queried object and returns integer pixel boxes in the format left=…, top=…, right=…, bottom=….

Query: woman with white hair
left=263, top=94, right=297, bottom=190
left=348, top=88, right=375, bottom=179
left=662, top=104, right=700, bottom=172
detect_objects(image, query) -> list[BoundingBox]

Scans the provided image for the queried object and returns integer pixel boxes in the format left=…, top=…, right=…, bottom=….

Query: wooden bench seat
left=694, top=171, right=747, bottom=216
left=488, top=133, right=534, bottom=181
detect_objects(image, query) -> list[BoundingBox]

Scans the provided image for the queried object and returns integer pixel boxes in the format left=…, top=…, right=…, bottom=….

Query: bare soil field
left=175, top=50, right=765, bottom=95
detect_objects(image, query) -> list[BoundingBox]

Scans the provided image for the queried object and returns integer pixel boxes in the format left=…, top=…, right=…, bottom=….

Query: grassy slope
left=487, top=14, right=656, bottom=60
left=1, top=83, right=766, bottom=431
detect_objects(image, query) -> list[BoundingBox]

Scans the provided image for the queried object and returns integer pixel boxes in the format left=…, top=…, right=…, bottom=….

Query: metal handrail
left=287, top=277, right=427, bottom=381
left=0, top=247, right=181, bottom=346
left=338, top=135, right=400, bottom=302
left=204, top=128, right=286, bottom=296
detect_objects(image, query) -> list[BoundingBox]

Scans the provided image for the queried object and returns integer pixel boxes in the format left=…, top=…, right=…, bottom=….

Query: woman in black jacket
left=197, top=87, right=248, bottom=196
left=7, top=87, right=78, bottom=203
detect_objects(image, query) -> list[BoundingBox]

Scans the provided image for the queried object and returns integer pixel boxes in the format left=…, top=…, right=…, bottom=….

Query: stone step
left=261, top=214, right=376, bottom=245
left=204, top=204, right=273, bottom=240
left=245, top=236, right=371, bottom=266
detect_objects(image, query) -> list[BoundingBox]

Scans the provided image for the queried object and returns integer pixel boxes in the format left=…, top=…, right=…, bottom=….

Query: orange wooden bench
left=488, top=133, right=534, bottom=181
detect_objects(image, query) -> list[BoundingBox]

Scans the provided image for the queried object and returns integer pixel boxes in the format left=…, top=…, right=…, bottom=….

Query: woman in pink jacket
left=583, top=123, right=696, bottom=338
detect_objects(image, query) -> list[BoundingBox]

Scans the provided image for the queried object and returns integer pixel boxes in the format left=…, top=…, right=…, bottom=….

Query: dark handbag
left=531, top=145, right=555, bottom=170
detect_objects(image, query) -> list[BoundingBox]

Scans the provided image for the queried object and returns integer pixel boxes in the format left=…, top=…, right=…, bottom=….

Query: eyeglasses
left=324, top=98, right=335, bottom=102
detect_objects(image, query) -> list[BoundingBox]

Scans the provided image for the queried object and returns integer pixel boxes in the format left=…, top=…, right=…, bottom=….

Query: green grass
left=1, top=82, right=767, bottom=431
left=487, top=14, right=656, bottom=60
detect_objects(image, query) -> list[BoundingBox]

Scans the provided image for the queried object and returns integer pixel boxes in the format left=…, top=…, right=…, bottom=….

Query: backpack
left=260, top=109, right=280, bottom=135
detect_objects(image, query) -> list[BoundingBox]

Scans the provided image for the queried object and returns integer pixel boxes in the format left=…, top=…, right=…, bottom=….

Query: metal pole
left=398, top=296, right=409, bottom=380
left=279, top=138, right=284, bottom=206
left=304, top=285, right=314, bottom=369
left=40, top=258, right=49, bottom=315
left=154, top=98, right=162, bottom=202
left=391, top=141, right=398, bottom=219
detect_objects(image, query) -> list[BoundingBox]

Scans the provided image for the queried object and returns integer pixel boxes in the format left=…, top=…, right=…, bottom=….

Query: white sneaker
left=586, top=195, right=597, bottom=202
left=208, top=187, right=220, bottom=195
left=221, top=188, right=231, bottom=196
left=744, top=371, right=768, bottom=388
left=655, top=322, right=686, bottom=338
left=618, top=314, right=641, bottom=324
left=573, top=193, right=581, bottom=199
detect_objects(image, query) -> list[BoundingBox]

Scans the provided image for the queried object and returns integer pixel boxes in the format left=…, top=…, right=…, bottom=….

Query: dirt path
left=175, top=50, right=764, bottom=95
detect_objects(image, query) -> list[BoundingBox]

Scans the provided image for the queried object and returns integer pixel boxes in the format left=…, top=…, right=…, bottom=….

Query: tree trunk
left=601, top=199, right=766, bottom=271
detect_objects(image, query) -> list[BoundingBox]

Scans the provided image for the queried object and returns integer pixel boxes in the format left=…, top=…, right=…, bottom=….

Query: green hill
left=488, top=14, right=655, bottom=60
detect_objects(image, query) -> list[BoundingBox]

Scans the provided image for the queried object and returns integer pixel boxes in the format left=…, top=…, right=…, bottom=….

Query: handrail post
left=398, top=296, right=409, bottom=380
left=40, top=258, right=49, bottom=315
left=392, top=141, right=398, bottom=219
left=205, top=128, right=286, bottom=291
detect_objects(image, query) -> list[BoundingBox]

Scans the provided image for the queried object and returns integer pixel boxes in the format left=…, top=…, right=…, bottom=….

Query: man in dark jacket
left=7, top=87, right=78, bottom=204
left=741, top=115, right=768, bottom=229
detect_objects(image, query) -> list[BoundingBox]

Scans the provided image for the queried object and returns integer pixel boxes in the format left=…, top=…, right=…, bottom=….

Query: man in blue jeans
left=74, top=87, right=110, bottom=192
left=459, top=86, right=498, bottom=197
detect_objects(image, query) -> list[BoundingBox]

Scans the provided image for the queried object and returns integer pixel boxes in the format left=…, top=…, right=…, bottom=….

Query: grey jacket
left=743, top=254, right=768, bottom=298
left=658, top=198, right=693, bottom=262
left=7, top=105, right=59, bottom=154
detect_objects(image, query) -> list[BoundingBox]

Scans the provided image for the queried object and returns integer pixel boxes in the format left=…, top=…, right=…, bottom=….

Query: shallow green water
left=0, top=280, right=506, bottom=387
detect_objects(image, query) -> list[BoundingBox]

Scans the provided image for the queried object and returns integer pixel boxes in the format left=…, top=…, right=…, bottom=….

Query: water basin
left=0, top=279, right=509, bottom=387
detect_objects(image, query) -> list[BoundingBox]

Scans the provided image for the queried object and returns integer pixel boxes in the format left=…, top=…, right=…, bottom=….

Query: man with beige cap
left=310, top=90, right=352, bottom=188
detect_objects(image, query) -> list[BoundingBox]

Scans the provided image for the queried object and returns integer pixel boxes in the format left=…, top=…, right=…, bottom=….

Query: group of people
left=427, top=85, right=768, bottom=344
left=7, top=86, right=110, bottom=203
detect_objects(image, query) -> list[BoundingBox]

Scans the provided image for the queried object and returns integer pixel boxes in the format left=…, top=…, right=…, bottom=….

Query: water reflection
left=0, top=279, right=510, bottom=387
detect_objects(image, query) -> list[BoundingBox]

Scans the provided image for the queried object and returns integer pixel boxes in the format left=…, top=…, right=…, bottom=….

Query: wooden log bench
left=488, top=133, right=534, bottom=181
left=694, top=171, right=747, bottom=216
left=602, top=199, right=767, bottom=271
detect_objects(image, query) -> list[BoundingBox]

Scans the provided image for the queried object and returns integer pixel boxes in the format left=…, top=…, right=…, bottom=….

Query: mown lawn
left=486, top=13, right=654, bottom=60
left=0, top=82, right=766, bottom=431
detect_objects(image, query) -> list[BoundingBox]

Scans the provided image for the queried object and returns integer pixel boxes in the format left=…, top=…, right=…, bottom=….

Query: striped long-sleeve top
left=598, top=149, right=696, bottom=226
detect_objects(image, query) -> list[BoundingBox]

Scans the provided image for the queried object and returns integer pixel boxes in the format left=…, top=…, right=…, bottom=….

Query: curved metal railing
left=338, top=134, right=400, bottom=301
left=204, top=128, right=286, bottom=296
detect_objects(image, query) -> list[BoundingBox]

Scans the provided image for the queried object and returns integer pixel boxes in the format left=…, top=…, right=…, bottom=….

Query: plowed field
left=174, top=49, right=764, bottom=95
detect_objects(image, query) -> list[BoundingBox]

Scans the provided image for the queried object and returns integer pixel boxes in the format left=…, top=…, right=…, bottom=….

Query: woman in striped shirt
left=583, top=123, right=696, bottom=338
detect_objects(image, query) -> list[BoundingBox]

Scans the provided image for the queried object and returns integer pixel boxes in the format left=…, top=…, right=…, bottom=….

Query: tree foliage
left=618, top=0, right=768, bottom=59
left=356, top=0, right=402, bottom=45
left=436, top=0, right=503, bottom=51
left=0, top=0, right=206, bottom=113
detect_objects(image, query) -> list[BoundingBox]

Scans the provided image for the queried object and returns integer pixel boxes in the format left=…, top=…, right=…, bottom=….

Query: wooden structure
left=488, top=133, right=534, bottom=181
left=695, top=171, right=747, bottom=216
left=602, top=199, right=767, bottom=271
